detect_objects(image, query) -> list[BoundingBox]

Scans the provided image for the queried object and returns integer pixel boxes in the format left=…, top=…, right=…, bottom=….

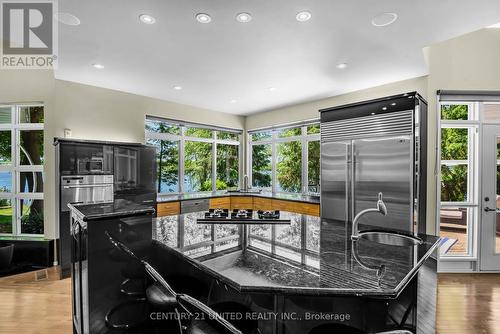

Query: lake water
left=0, top=172, right=11, bottom=191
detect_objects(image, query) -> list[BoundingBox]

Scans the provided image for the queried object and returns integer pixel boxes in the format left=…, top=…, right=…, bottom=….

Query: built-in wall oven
left=61, top=175, right=114, bottom=210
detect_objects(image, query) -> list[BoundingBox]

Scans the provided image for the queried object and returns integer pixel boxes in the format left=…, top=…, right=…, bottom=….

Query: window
left=249, top=123, right=320, bottom=194
left=307, top=141, right=320, bottom=193
left=438, top=103, right=478, bottom=257
left=251, top=144, right=272, bottom=190
left=0, top=104, right=44, bottom=236
left=145, top=117, right=241, bottom=194
left=276, top=141, right=302, bottom=192
left=216, top=144, right=239, bottom=190
left=184, top=141, right=212, bottom=192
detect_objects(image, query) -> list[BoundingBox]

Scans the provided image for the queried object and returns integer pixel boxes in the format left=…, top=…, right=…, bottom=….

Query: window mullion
left=212, top=132, right=216, bottom=192
left=272, top=132, right=277, bottom=193
left=179, top=126, right=185, bottom=193
left=302, top=126, right=308, bottom=195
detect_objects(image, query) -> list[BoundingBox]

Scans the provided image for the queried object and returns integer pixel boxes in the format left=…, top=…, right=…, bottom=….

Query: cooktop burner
left=204, top=208, right=229, bottom=219
left=257, top=210, right=280, bottom=219
left=230, top=209, right=253, bottom=219
left=197, top=209, right=290, bottom=224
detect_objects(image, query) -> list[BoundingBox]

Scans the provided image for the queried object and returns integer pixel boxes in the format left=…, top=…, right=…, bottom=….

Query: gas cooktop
left=197, top=209, right=291, bottom=224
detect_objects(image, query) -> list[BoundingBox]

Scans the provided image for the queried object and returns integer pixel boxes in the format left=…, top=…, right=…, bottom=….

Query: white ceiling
left=55, top=0, right=500, bottom=115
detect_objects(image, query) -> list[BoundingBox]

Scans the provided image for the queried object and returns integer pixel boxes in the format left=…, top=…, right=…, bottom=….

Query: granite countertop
left=153, top=210, right=440, bottom=297
left=68, top=199, right=155, bottom=221
left=157, top=191, right=320, bottom=204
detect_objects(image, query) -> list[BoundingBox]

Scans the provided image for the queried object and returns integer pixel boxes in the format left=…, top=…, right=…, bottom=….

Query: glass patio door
left=480, top=124, right=500, bottom=271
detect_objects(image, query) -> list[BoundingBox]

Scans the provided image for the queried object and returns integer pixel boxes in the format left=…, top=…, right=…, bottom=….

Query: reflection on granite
left=153, top=210, right=440, bottom=297
left=154, top=211, right=242, bottom=258
left=157, top=191, right=320, bottom=204
left=68, top=199, right=155, bottom=221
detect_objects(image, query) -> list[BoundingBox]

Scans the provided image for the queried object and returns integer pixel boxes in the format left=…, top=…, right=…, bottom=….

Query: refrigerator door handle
left=345, top=143, right=351, bottom=223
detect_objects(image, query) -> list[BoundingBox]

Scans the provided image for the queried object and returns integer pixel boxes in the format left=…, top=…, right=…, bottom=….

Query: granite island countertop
left=157, top=191, right=320, bottom=204
left=152, top=210, right=440, bottom=298
left=68, top=199, right=156, bottom=221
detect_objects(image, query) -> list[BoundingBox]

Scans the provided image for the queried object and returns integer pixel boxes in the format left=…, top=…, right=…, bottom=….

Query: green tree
left=185, top=141, right=212, bottom=191
left=216, top=144, right=238, bottom=190
left=277, top=140, right=302, bottom=192
left=252, top=144, right=271, bottom=188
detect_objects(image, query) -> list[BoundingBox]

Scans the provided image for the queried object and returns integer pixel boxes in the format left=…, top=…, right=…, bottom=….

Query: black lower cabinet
left=71, top=214, right=153, bottom=334
left=0, top=238, right=54, bottom=277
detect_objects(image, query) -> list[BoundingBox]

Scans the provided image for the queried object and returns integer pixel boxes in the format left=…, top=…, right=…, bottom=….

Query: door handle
left=484, top=207, right=497, bottom=212
left=63, top=184, right=112, bottom=189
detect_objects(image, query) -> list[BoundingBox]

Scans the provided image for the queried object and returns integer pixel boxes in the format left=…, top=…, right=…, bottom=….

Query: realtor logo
left=1, top=0, right=58, bottom=69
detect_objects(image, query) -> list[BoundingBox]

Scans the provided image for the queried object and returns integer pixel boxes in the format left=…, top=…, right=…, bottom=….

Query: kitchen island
left=68, top=200, right=155, bottom=334
left=151, top=210, right=440, bottom=334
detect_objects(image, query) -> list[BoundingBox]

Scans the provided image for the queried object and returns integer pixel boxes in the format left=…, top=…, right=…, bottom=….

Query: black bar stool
left=143, top=261, right=243, bottom=334
left=105, top=231, right=151, bottom=331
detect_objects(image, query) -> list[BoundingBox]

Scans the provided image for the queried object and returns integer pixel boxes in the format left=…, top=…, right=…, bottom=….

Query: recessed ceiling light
left=139, top=14, right=156, bottom=24
left=296, top=11, right=312, bottom=22
left=54, top=12, right=81, bottom=26
left=391, top=102, right=397, bottom=106
left=336, top=63, right=348, bottom=69
left=382, top=107, right=388, bottom=111
left=173, top=85, right=183, bottom=90
left=230, top=99, right=237, bottom=103
left=236, top=12, right=252, bottom=23
left=268, top=87, right=277, bottom=92
left=371, top=12, right=398, bottom=27
left=196, top=13, right=212, bottom=23
left=488, top=22, right=500, bottom=28
left=92, top=63, right=104, bottom=69
left=371, top=112, right=376, bottom=115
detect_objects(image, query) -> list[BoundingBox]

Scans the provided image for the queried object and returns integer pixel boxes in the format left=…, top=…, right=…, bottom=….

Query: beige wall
left=53, top=80, right=245, bottom=143
left=245, top=76, right=428, bottom=130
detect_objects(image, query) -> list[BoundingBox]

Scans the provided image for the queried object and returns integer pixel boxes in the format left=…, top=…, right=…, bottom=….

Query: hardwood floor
left=0, top=268, right=499, bottom=333
left=437, top=273, right=500, bottom=334
left=0, top=267, right=72, bottom=334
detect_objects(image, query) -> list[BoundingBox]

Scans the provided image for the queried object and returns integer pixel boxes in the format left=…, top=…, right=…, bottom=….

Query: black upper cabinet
left=113, top=146, right=156, bottom=201
left=59, top=143, right=113, bottom=175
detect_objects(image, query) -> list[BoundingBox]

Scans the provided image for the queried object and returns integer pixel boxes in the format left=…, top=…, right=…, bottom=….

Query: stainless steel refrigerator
left=320, top=92, right=427, bottom=235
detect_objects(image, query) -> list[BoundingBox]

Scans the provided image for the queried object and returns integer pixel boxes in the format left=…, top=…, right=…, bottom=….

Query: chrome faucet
left=351, top=192, right=387, bottom=241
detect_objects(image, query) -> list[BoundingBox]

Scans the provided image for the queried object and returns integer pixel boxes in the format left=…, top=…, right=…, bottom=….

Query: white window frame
left=0, top=103, right=44, bottom=237
left=248, top=123, right=320, bottom=195
left=145, top=118, right=242, bottom=195
left=437, top=102, right=480, bottom=260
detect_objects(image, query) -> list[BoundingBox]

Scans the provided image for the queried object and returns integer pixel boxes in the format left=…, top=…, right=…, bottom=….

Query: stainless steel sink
left=357, top=231, right=422, bottom=246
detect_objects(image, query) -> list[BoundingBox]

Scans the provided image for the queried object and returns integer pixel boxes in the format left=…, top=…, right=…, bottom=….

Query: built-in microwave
left=77, top=157, right=104, bottom=174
